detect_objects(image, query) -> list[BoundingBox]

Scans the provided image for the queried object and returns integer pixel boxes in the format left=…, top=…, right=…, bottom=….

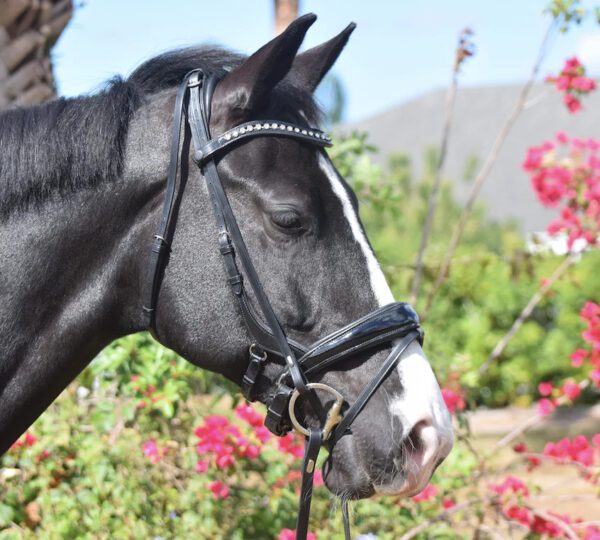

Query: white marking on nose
left=318, top=153, right=394, bottom=307
left=319, top=152, right=453, bottom=494
left=390, top=342, right=454, bottom=478
left=391, top=342, right=452, bottom=431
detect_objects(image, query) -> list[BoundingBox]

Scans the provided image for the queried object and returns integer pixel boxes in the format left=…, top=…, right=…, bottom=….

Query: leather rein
left=141, top=70, right=423, bottom=540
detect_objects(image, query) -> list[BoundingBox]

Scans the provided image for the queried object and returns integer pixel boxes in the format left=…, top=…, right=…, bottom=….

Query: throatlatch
left=142, top=70, right=423, bottom=540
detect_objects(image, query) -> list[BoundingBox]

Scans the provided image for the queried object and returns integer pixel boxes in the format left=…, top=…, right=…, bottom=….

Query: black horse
left=0, top=15, right=452, bottom=502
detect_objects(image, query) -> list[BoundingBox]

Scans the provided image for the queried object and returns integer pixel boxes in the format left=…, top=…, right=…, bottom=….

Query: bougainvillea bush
left=546, top=57, right=597, bottom=114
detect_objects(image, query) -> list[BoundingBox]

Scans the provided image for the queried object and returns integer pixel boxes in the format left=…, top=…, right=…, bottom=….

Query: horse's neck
left=0, top=179, right=154, bottom=453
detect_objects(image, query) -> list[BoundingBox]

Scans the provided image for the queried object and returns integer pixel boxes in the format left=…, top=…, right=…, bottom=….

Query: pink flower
left=571, top=76, right=596, bottom=92
left=581, top=301, right=600, bottom=322
left=194, top=413, right=263, bottom=468
left=142, top=439, right=162, bottom=464
left=570, top=348, right=588, bottom=367
left=537, top=398, right=556, bottom=416
left=278, top=433, right=304, bottom=459
left=142, top=384, right=156, bottom=396
left=216, top=453, right=235, bottom=469
left=561, top=380, right=581, bottom=401
left=523, top=146, right=545, bottom=170
left=546, top=57, right=596, bottom=114
left=592, top=434, right=600, bottom=447
left=489, top=475, right=529, bottom=497
left=254, top=426, right=272, bottom=443
left=442, top=497, right=456, bottom=509
left=556, top=75, right=571, bottom=91
left=313, top=469, right=324, bottom=487
left=278, top=529, right=316, bottom=540
left=524, top=138, right=600, bottom=247
left=538, top=381, right=553, bottom=397
left=564, top=93, right=582, bottom=113
left=543, top=435, right=598, bottom=468
left=36, top=449, right=51, bottom=463
left=585, top=525, right=600, bottom=540
left=564, top=57, right=582, bottom=72
left=513, top=442, right=528, bottom=453
left=24, top=432, right=37, bottom=447
left=532, top=514, right=567, bottom=537
left=441, top=388, right=465, bottom=414
left=208, top=480, right=230, bottom=499
left=11, top=431, right=39, bottom=450
left=505, top=504, right=531, bottom=526
left=195, top=460, right=209, bottom=473
left=412, top=483, right=438, bottom=502
left=235, top=404, right=264, bottom=427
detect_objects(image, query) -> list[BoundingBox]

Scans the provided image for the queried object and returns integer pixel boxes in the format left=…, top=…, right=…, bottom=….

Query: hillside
left=343, top=84, right=600, bottom=232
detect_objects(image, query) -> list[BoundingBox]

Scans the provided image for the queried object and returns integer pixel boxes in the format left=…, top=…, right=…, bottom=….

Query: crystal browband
left=192, top=120, right=332, bottom=164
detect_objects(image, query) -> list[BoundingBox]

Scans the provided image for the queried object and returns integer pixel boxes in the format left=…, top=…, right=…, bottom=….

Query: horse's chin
left=322, top=460, right=375, bottom=500
left=323, top=461, right=433, bottom=501
left=322, top=436, right=375, bottom=500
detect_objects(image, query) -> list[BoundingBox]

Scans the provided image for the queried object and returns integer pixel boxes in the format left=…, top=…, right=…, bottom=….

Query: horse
left=0, top=13, right=453, bottom=532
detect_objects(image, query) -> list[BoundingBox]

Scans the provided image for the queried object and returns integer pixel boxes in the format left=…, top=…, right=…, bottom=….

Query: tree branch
left=422, top=18, right=559, bottom=316
left=527, top=507, right=579, bottom=540
left=478, top=252, right=578, bottom=376
left=489, top=380, right=590, bottom=454
left=410, top=29, right=470, bottom=304
left=399, top=497, right=488, bottom=540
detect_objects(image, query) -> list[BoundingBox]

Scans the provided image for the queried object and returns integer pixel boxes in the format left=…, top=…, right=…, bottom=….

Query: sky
left=52, top=0, right=600, bottom=122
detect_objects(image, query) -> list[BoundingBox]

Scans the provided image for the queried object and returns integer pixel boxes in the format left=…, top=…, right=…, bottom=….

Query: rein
left=142, top=70, right=423, bottom=540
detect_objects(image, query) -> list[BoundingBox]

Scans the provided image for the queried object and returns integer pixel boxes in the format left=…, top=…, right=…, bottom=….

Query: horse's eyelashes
left=271, top=209, right=304, bottom=231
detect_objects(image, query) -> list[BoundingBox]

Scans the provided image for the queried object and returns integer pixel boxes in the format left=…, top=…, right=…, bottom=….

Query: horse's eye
left=271, top=209, right=304, bottom=232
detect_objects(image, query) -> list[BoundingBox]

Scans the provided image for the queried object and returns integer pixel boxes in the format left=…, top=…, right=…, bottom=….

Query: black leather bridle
left=141, top=70, right=423, bottom=540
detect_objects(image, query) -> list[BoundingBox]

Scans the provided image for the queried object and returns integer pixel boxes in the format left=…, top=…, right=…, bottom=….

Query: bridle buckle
left=288, top=383, right=344, bottom=441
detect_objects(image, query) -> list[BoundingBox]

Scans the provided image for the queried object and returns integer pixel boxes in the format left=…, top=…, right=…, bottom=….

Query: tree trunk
left=0, top=0, right=73, bottom=111
left=273, top=0, right=299, bottom=35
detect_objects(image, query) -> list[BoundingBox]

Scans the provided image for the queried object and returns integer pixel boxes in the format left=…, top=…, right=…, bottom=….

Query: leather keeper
left=241, top=348, right=266, bottom=402
left=265, top=385, right=294, bottom=436
left=228, top=274, right=243, bottom=295
left=219, top=239, right=234, bottom=255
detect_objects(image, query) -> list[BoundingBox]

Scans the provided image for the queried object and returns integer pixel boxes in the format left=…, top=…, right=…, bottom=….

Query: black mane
left=0, top=47, right=320, bottom=218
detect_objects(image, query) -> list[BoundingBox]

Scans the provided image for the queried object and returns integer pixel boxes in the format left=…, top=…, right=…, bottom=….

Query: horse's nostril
left=405, top=418, right=436, bottom=460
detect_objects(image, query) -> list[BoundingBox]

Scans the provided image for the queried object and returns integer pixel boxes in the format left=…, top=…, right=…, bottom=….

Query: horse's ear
left=291, top=22, right=356, bottom=93
left=212, top=13, right=317, bottom=121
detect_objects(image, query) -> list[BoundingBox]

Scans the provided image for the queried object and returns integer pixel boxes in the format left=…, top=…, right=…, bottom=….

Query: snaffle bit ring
left=288, top=382, right=344, bottom=441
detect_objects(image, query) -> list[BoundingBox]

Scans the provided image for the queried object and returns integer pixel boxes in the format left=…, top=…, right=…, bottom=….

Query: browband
left=194, top=120, right=331, bottom=164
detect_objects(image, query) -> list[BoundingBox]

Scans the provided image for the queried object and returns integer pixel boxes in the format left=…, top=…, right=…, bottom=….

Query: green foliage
left=332, top=132, right=599, bottom=407
left=545, top=0, right=588, bottom=32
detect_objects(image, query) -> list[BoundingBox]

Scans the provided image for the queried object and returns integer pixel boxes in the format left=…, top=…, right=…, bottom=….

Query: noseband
left=142, top=70, right=423, bottom=540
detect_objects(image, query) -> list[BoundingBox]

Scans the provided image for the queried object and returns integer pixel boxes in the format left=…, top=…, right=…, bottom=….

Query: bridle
left=141, top=70, right=423, bottom=540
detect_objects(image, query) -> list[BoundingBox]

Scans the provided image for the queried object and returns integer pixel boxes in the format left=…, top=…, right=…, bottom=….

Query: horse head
left=132, top=14, right=454, bottom=499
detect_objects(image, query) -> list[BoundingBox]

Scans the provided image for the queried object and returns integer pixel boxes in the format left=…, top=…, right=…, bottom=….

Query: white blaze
left=318, top=154, right=394, bottom=307
left=318, top=153, right=453, bottom=492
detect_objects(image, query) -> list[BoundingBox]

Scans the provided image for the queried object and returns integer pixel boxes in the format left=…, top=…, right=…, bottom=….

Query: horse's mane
left=0, top=47, right=320, bottom=219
